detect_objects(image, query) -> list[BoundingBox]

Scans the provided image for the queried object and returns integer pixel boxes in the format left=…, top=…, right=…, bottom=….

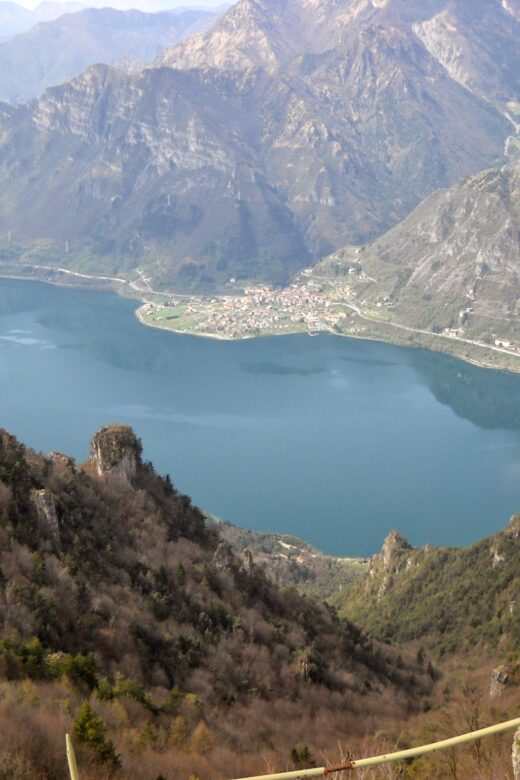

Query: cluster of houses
left=186, top=283, right=347, bottom=337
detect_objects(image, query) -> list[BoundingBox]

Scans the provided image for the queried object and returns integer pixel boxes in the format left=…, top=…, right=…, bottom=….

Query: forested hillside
left=0, top=424, right=424, bottom=779
left=333, top=520, right=520, bottom=657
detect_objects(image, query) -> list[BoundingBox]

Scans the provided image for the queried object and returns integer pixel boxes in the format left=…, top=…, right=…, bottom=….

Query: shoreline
left=2, top=263, right=520, bottom=375
left=135, top=301, right=520, bottom=376
left=137, top=304, right=520, bottom=370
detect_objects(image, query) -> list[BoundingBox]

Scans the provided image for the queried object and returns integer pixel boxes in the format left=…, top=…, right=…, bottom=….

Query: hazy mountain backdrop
left=0, top=0, right=518, bottom=292
left=0, top=7, right=219, bottom=103
left=0, top=0, right=227, bottom=37
left=0, top=1, right=92, bottom=37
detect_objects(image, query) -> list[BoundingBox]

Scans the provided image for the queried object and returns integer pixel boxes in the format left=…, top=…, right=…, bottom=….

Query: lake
left=1, top=278, right=520, bottom=556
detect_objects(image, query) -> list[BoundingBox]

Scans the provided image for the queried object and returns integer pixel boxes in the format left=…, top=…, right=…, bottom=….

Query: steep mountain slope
left=0, top=0, right=516, bottom=290
left=332, top=516, right=520, bottom=656
left=319, top=159, right=520, bottom=345
left=0, top=62, right=310, bottom=288
left=0, top=423, right=423, bottom=778
left=0, top=7, right=219, bottom=104
left=413, top=0, right=520, bottom=108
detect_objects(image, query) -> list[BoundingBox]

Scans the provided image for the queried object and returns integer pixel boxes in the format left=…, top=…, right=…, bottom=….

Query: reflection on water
left=1, top=278, right=520, bottom=555
left=408, top=349, right=520, bottom=430
left=240, top=362, right=327, bottom=377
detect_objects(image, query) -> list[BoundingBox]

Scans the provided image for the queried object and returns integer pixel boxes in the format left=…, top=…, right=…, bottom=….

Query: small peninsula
left=136, top=268, right=520, bottom=374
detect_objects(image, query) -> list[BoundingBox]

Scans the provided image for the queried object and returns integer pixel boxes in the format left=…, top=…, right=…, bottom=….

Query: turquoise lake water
left=1, top=278, right=520, bottom=556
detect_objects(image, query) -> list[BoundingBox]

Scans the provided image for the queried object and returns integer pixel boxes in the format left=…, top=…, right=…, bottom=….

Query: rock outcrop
left=89, top=424, right=142, bottom=482
left=30, top=488, right=60, bottom=546
left=336, top=514, right=520, bottom=655
left=489, top=665, right=509, bottom=698
left=367, top=530, right=416, bottom=599
left=212, top=542, right=235, bottom=572
left=370, top=530, right=414, bottom=576
left=48, top=451, right=74, bottom=470
left=239, top=549, right=254, bottom=577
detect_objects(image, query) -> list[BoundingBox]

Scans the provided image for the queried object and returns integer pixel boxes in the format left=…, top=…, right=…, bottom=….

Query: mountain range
left=0, top=0, right=518, bottom=291
left=0, top=7, right=219, bottom=103
left=0, top=0, right=227, bottom=37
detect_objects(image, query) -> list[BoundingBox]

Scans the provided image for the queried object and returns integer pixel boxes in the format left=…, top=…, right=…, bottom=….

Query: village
left=139, top=276, right=356, bottom=339
left=138, top=267, right=519, bottom=363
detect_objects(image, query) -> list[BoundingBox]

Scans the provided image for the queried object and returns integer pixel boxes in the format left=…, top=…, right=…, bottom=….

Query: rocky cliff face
left=30, top=488, right=60, bottom=546
left=413, top=0, right=520, bottom=108
left=0, top=0, right=516, bottom=291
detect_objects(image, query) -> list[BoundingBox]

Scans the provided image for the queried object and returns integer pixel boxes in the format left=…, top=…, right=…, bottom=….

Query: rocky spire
left=89, top=424, right=142, bottom=482
left=239, top=549, right=254, bottom=577
left=372, top=530, right=413, bottom=573
left=368, top=529, right=415, bottom=599
left=212, top=542, right=235, bottom=572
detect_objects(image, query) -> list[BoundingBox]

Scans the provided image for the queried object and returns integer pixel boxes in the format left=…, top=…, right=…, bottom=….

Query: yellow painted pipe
left=230, top=715, right=520, bottom=780
left=66, top=734, right=80, bottom=780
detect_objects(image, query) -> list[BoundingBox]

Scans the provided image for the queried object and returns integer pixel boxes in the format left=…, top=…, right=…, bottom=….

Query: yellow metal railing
left=229, top=716, right=520, bottom=780
left=66, top=734, right=80, bottom=780
left=66, top=715, right=520, bottom=780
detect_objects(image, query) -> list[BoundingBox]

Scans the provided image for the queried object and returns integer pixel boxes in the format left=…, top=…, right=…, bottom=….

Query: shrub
left=74, top=702, right=120, bottom=770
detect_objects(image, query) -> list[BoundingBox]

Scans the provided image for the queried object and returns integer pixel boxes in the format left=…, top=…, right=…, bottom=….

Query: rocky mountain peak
left=156, top=0, right=380, bottom=73
left=365, top=530, right=414, bottom=599
left=89, top=424, right=142, bottom=482
left=372, top=530, right=413, bottom=574
left=382, top=529, right=412, bottom=555
left=157, top=0, right=279, bottom=72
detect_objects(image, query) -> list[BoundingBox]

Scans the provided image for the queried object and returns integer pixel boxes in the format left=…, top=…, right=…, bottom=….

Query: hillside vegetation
left=213, top=518, right=366, bottom=599
left=0, top=424, right=425, bottom=779
left=333, top=520, right=520, bottom=658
